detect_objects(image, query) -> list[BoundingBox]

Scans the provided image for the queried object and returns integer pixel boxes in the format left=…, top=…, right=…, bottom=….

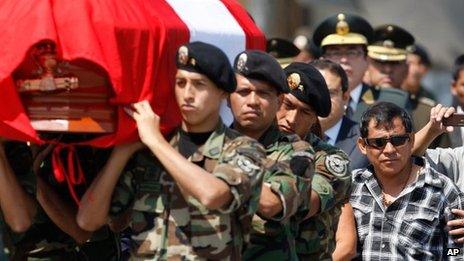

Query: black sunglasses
left=364, top=134, right=411, bottom=149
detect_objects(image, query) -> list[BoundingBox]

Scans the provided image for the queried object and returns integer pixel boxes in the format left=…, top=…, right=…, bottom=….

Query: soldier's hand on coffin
left=124, top=100, right=163, bottom=147
left=429, top=104, right=455, bottom=134
left=448, top=209, right=464, bottom=243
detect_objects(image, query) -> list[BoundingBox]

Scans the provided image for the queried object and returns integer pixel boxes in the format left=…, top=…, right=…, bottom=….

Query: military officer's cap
left=234, top=50, right=290, bottom=93
left=294, top=35, right=323, bottom=59
left=407, top=44, right=431, bottom=66
left=367, top=25, right=415, bottom=62
left=266, top=38, right=300, bottom=67
left=284, top=62, right=331, bottom=117
left=313, top=13, right=374, bottom=48
left=176, top=41, right=236, bottom=92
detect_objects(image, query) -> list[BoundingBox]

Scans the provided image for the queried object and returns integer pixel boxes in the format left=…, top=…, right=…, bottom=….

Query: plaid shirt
left=350, top=158, right=464, bottom=260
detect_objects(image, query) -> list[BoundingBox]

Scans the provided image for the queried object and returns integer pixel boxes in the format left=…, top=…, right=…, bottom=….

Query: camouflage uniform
left=243, top=124, right=315, bottom=261
left=296, top=133, right=351, bottom=260
left=0, top=141, right=120, bottom=261
left=110, top=121, right=267, bottom=260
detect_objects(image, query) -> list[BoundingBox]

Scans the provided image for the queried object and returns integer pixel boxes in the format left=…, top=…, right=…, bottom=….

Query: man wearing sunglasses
left=351, top=101, right=464, bottom=260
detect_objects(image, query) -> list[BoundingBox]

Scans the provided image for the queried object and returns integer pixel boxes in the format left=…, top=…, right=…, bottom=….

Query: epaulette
left=417, top=96, right=436, bottom=107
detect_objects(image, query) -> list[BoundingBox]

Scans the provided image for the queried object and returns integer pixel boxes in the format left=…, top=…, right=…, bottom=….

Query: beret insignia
left=189, top=58, right=196, bottom=66
left=288, top=73, right=303, bottom=91
left=178, top=46, right=189, bottom=65
left=236, top=53, right=248, bottom=73
left=336, top=13, right=350, bottom=35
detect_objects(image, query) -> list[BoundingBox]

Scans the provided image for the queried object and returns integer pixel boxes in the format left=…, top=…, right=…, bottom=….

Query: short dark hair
left=452, top=54, right=464, bottom=81
left=310, top=59, right=349, bottom=93
left=360, top=102, right=413, bottom=138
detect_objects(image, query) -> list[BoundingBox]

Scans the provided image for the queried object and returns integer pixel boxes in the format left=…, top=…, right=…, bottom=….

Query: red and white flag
left=0, top=0, right=265, bottom=147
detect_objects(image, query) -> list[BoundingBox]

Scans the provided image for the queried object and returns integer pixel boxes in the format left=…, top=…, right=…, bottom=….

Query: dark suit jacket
left=350, top=83, right=411, bottom=123
left=334, top=116, right=369, bottom=170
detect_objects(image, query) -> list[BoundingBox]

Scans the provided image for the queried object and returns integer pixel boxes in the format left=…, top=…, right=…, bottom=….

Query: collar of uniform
left=172, top=119, right=226, bottom=161
left=200, top=119, right=227, bottom=159
left=258, top=123, right=294, bottom=150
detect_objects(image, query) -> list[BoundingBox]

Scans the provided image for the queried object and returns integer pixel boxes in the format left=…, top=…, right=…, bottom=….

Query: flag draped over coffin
left=0, top=0, right=266, bottom=147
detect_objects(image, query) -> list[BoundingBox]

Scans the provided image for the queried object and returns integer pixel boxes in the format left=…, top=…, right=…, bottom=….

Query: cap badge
left=336, top=13, right=349, bottom=35
left=178, top=46, right=189, bottom=65
left=236, top=53, right=248, bottom=73
left=288, top=73, right=303, bottom=91
left=382, top=40, right=394, bottom=48
left=189, top=58, right=196, bottom=66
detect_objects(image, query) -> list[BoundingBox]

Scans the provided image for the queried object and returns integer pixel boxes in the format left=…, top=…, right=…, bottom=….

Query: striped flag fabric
left=0, top=0, right=265, bottom=147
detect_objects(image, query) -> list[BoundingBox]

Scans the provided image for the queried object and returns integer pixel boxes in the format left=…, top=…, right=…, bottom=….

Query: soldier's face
left=318, top=69, right=349, bottom=132
left=402, top=53, right=428, bottom=91
left=367, top=58, right=408, bottom=89
left=357, top=117, right=413, bottom=177
left=175, top=69, right=226, bottom=132
left=276, top=94, right=317, bottom=138
left=451, top=70, right=464, bottom=107
left=230, top=74, right=282, bottom=138
left=323, top=44, right=368, bottom=92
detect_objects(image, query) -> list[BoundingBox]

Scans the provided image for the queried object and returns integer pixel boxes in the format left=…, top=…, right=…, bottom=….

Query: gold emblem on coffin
left=13, top=41, right=116, bottom=133
left=16, top=42, right=79, bottom=92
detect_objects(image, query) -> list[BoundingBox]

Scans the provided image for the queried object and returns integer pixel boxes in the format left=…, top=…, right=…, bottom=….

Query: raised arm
left=413, top=104, right=455, bottom=156
left=76, top=142, right=143, bottom=232
left=125, top=101, right=233, bottom=210
left=0, top=140, right=37, bottom=232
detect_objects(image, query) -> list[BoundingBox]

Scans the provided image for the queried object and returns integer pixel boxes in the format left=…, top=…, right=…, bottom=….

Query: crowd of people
left=1, top=12, right=464, bottom=261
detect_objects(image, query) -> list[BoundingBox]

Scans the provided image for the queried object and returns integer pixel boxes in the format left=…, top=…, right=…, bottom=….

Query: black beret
left=267, top=38, right=300, bottom=58
left=407, top=44, right=431, bottom=66
left=176, top=41, right=236, bottom=93
left=313, top=13, right=374, bottom=48
left=234, top=50, right=289, bottom=93
left=284, top=62, right=331, bottom=117
left=368, top=24, right=414, bottom=61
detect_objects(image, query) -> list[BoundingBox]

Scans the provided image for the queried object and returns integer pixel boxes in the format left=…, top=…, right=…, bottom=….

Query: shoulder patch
left=325, top=154, right=349, bottom=175
left=236, top=156, right=261, bottom=174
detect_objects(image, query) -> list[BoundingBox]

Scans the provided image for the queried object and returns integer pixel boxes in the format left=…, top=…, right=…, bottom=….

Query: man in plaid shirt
left=351, top=101, right=464, bottom=260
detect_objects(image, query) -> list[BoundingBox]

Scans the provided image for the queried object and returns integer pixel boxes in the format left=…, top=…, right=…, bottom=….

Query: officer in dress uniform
left=313, top=13, right=411, bottom=123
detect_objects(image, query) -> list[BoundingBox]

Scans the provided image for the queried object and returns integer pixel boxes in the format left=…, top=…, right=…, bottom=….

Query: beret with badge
left=233, top=50, right=289, bottom=93
left=284, top=62, right=331, bottom=117
left=176, top=41, right=236, bottom=93
left=313, top=13, right=374, bottom=48
left=368, top=24, right=415, bottom=62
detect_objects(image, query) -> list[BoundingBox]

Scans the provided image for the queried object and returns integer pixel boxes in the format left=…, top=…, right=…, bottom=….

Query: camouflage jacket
left=243, top=124, right=315, bottom=261
left=110, top=120, right=267, bottom=260
left=296, top=133, right=351, bottom=260
left=0, top=141, right=118, bottom=260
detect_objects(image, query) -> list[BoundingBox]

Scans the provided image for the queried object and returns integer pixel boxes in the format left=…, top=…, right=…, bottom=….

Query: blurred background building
left=238, top=0, right=464, bottom=106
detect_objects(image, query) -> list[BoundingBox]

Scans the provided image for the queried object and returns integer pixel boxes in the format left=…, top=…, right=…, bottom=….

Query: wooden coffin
left=13, top=41, right=116, bottom=133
